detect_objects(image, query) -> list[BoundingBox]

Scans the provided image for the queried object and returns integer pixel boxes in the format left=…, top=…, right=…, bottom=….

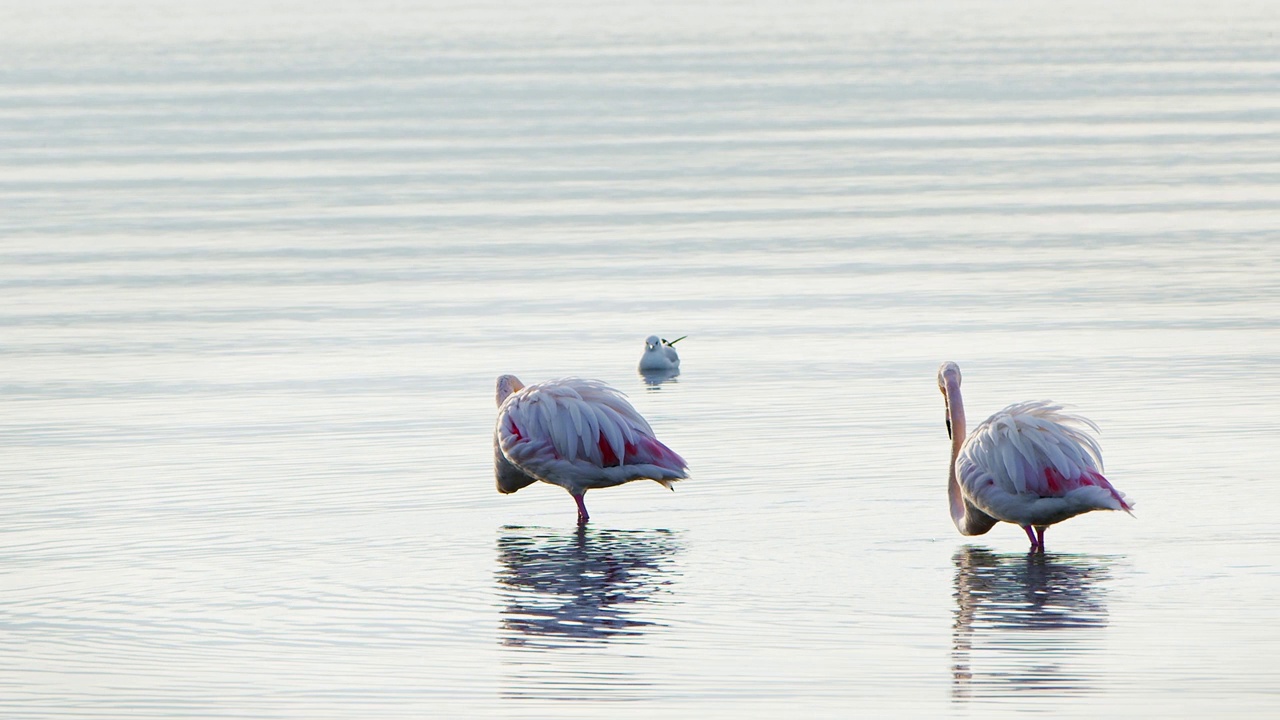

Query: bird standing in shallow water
left=494, top=375, right=689, bottom=523
left=937, top=361, right=1134, bottom=552
left=638, top=335, right=684, bottom=373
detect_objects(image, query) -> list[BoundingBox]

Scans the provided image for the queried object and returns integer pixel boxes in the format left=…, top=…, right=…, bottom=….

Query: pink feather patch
left=637, top=435, right=686, bottom=470
left=1041, top=467, right=1131, bottom=510
left=1044, top=468, right=1063, bottom=494
left=597, top=436, right=638, bottom=467
left=1087, top=470, right=1132, bottom=510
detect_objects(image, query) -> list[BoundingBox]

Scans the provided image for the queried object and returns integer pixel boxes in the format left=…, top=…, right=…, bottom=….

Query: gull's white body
left=938, top=362, right=1133, bottom=551
left=638, top=335, right=681, bottom=372
left=494, top=375, right=688, bottom=522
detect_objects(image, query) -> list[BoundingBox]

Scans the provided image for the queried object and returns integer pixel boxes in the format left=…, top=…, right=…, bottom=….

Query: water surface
left=2, top=1, right=1279, bottom=717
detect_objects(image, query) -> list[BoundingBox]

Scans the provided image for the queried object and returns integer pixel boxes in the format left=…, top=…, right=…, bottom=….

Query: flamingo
left=494, top=375, right=689, bottom=523
left=937, top=362, right=1133, bottom=552
left=638, top=335, right=684, bottom=373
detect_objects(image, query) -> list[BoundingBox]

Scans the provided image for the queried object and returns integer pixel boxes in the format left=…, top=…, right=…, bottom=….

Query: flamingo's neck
left=944, top=378, right=997, bottom=536
left=945, top=379, right=967, bottom=465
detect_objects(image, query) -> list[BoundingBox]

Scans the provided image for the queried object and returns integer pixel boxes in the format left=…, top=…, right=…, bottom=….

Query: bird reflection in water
left=640, top=368, right=681, bottom=388
left=495, top=525, right=682, bottom=648
left=952, top=545, right=1119, bottom=701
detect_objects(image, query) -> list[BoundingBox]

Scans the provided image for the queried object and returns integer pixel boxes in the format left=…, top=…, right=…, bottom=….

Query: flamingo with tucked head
left=494, top=375, right=689, bottom=523
left=937, top=362, right=1134, bottom=552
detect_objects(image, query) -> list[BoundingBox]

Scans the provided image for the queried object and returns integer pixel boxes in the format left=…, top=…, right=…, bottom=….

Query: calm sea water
left=3, top=1, right=1279, bottom=717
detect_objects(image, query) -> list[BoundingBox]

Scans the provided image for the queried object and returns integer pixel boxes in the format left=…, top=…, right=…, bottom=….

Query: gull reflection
left=951, top=545, right=1119, bottom=701
left=495, top=525, right=682, bottom=648
left=640, top=368, right=681, bottom=388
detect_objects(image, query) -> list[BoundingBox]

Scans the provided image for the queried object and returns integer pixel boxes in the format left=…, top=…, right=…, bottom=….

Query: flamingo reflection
left=495, top=525, right=682, bottom=648
left=952, top=545, right=1118, bottom=701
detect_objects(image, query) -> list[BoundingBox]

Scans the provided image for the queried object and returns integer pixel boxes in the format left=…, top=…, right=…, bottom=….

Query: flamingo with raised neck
left=937, top=361, right=1134, bottom=552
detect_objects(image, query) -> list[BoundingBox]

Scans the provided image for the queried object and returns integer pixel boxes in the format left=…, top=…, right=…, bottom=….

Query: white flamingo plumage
left=638, top=335, right=684, bottom=373
left=937, top=362, right=1134, bottom=552
left=494, top=375, right=689, bottom=523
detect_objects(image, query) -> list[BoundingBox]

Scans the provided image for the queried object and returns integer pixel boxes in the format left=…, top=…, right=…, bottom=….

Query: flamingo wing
left=959, top=401, right=1133, bottom=516
left=495, top=378, right=688, bottom=493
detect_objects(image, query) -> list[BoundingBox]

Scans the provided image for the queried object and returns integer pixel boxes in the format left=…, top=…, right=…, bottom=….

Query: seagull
left=494, top=375, right=689, bottom=523
left=638, top=335, right=684, bottom=373
left=937, top=361, right=1134, bottom=552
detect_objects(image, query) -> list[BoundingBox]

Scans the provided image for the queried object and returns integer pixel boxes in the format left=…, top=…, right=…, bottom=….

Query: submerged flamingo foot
left=573, top=494, right=590, bottom=524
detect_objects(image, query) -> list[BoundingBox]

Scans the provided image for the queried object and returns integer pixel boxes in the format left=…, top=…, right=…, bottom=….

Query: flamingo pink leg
left=1035, top=526, right=1047, bottom=553
left=1022, top=525, right=1041, bottom=553
left=573, top=494, right=590, bottom=524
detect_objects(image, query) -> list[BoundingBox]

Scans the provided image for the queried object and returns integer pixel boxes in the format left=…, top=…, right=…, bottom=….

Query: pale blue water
left=3, top=1, right=1280, bottom=717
